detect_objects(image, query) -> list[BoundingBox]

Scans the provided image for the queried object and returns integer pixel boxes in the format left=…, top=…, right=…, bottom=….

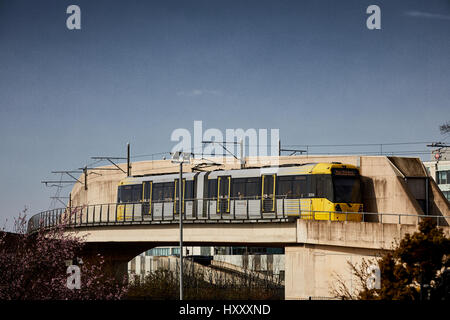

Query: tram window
left=143, top=182, right=151, bottom=200
left=333, top=176, right=361, bottom=203
left=246, top=177, right=259, bottom=197
left=324, top=175, right=333, bottom=200
left=232, top=178, right=259, bottom=198
left=124, top=186, right=133, bottom=202
left=316, top=175, right=323, bottom=197
left=315, top=175, right=333, bottom=201
left=232, top=178, right=246, bottom=198
left=308, top=176, right=316, bottom=197
left=118, top=185, right=141, bottom=203
left=262, top=175, right=274, bottom=196
left=185, top=180, right=194, bottom=200
left=152, top=184, right=162, bottom=201
left=163, top=182, right=174, bottom=200
left=132, top=184, right=142, bottom=202
left=119, top=185, right=132, bottom=203
left=208, top=179, right=217, bottom=199
left=276, top=175, right=318, bottom=198
left=293, top=176, right=307, bottom=198
left=152, top=183, right=166, bottom=201
left=293, top=181, right=302, bottom=197
left=278, top=176, right=293, bottom=198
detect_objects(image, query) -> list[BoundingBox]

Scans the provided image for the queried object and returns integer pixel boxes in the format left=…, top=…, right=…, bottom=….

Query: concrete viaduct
left=30, top=155, right=450, bottom=299
left=68, top=218, right=450, bottom=299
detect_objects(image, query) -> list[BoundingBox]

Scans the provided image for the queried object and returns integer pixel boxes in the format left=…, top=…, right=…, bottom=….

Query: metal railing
left=26, top=196, right=450, bottom=233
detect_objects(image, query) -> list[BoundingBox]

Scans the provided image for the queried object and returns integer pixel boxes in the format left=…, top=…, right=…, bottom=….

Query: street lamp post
left=171, top=151, right=192, bottom=301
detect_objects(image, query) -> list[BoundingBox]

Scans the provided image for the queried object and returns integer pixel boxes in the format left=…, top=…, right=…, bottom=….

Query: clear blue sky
left=0, top=0, right=449, bottom=229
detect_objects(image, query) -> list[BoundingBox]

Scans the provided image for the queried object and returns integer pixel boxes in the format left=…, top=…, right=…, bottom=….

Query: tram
left=116, top=162, right=363, bottom=222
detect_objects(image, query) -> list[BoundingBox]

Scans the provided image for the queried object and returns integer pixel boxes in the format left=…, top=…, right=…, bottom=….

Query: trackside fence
left=27, top=197, right=450, bottom=233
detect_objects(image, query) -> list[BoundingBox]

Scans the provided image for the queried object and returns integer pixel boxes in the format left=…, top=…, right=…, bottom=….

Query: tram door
left=174, top=178, right=186, bottom=215
left=143, top=181, right=152, bottom=215
left=217, top=176, right=231, bottom=214
left=261, top=174, right=276, bottom=213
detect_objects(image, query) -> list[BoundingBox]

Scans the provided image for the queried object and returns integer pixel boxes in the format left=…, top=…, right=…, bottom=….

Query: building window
left=437, top=170, right=449, bottom=185
left=146, top=247, right=172, bottom=256
left=443, top=191, right=450, bottom=201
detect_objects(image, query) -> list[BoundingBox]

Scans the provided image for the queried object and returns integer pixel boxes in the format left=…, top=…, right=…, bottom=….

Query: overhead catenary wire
left=283, top=141, right=437, bottom=147
left=128, top=141, right=447, bottom=160
left=42, top=140, right=446, bottom=192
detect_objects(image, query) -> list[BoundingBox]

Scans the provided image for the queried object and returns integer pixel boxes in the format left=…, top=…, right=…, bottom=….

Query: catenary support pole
left=127, top=143, right=131, bottom=177
left=179, top=161, right=183, bottom=300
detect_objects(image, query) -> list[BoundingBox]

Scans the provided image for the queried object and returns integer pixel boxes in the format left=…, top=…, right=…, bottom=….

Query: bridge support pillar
left=81, top=242, right=151, bottom=283
left=284, top=244, right=382, bottom=300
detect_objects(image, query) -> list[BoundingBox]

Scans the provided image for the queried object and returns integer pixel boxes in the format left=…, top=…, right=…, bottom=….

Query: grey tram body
left=117, top=164, right=318, bottom=221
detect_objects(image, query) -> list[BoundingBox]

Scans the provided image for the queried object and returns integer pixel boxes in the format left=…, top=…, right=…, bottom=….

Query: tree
left=332, top=218, right=450, bottom=300
left=440, top=121, right=450, bottom=135
left=0, top=210, right=127, bottom=299
left=126, top=263, right=284, bottom=300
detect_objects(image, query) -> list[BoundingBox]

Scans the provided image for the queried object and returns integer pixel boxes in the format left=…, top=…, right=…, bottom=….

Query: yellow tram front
left=289, top=163, right=363, bottom=221
left=116, top=178, right=144, bottom=221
